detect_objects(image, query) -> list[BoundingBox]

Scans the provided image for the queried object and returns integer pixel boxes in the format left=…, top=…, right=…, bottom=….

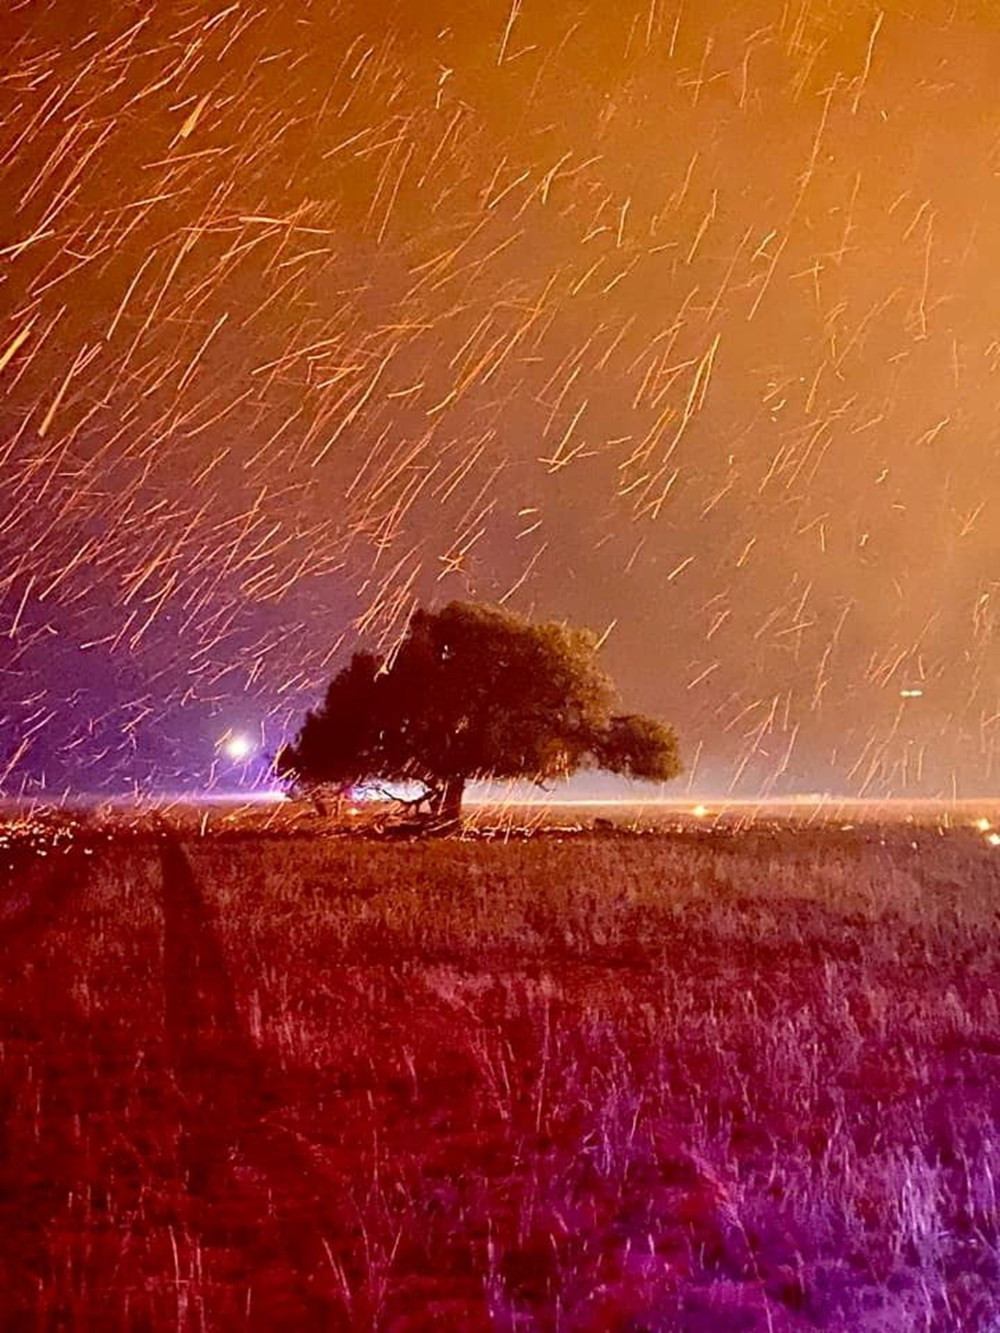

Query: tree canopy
left=277, top=601, right=681, bottom=822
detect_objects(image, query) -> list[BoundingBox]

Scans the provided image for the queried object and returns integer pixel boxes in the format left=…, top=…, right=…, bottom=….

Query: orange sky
left=1, top=1, right=998, bottom=794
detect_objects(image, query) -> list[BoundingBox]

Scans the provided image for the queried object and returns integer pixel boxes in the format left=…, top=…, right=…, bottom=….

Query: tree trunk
left=433, top=775, right=465, bottom=826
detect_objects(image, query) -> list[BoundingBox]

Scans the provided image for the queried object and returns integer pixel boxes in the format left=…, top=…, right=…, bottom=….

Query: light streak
left=0, top=1, right=994, bottom=800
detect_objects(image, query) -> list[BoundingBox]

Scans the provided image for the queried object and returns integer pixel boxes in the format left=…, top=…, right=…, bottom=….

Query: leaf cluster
left=278, top=602, right=681, bottom=800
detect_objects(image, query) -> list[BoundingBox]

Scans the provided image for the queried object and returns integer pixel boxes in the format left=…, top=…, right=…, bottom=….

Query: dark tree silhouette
left=277, top=602, right=681, bottom=823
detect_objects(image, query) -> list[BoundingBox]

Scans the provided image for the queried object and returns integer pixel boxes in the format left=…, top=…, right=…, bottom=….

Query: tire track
left=157, top=825, right=348, bottom=1326
left=159, top=829, right=270, bottom=1194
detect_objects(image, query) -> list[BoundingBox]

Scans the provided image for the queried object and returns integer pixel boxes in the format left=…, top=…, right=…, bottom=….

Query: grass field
left=2, top=811, right=1000, bottom=1329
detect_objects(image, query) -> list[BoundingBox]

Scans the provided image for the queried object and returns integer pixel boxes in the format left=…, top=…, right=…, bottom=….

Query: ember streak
left=0, top=2, right=997, bottom=796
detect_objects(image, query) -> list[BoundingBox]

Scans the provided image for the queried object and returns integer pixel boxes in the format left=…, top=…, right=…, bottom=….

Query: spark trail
left=0, top=1, right=996, bottom=798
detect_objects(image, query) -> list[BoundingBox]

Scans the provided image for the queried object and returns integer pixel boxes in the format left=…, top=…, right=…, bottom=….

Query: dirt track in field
left=0, top=827, right=351, bottom=1329
left=157, top=828, right=347, bottom=1326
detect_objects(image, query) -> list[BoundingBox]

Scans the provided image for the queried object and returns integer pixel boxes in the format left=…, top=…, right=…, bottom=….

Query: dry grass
left=2, top=820, right=999, bottom=1329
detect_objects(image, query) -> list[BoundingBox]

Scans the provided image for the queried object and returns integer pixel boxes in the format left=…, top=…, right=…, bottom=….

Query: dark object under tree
left=277, top=601, right=682, bottom=824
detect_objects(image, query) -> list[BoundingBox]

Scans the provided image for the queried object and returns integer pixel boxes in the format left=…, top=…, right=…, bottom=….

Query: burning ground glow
left=1, top=1, right=999, bottom=797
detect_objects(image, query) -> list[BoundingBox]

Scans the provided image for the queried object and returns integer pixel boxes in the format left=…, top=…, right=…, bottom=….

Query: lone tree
left=277, top=601, right=681, bottom=823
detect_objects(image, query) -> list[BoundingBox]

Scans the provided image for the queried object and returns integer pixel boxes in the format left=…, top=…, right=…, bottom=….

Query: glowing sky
left=1, top=0, right=998, bottom=795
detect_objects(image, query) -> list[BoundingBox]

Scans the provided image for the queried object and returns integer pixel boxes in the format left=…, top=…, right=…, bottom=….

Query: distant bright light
left=222, top=734, right=253, bottom=761
left=987, top=832, right=1000, bottom=848
left=974, top=817, right=992, bottom=832
left=899, top=688, right=924, bottom=699
left=691, top=804, right=710, bottom=818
